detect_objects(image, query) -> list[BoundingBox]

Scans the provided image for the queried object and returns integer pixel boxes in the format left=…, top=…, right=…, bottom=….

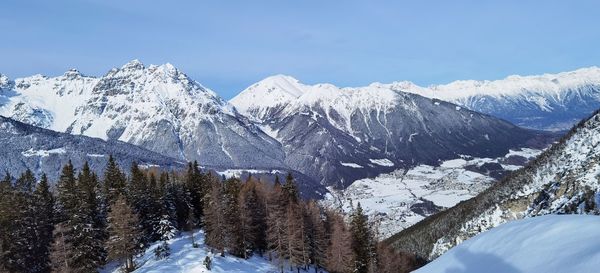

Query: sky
left=1, top=0, right=599, bottom=99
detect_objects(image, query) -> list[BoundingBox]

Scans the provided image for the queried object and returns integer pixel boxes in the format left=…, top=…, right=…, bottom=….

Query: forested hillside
left=0, top=158, right=423, bottom=273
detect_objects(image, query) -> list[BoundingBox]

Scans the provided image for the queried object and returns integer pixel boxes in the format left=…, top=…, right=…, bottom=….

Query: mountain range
left=231, top=75, right=553, bottom=187
left=3, top=61, right=598, bottom=190
left=0, top=61, right=285, bottom=170
left=385, top=67, right=600, bottom=131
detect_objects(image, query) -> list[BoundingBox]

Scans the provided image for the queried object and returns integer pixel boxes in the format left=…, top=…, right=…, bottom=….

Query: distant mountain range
left=3, top=61, right=597, bottom=189
left=381, top=67, right=600, bottom=131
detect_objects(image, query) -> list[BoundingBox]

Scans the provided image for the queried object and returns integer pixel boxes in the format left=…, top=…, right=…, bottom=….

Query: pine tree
left=326, top=213, right=354, bottom=273
left=0, top=172, right=12, bottom=272
left=266, top=180, right=288, bottom=272
left=70, top=162, right=106, bottom=272
left=158, top=172, right=178, bottom=232
left=128, top=162, right=154, bottom=245
left=306, top=201, right=328, bottom=273
left=350, top=203, right=372, bottom=273
left=185, top=161, right=207, bottom=224
left=204, top=178, right=226, bottom=255
left=107, top=194, right=143, bottom=272
left=286, top=202, right=309, bottom=272
left=239, top=180, right=267, bottom=258
left=282, top=172, right=299, bottom=204
left=170, top=174, right=192, bottom=230
left=153, top=173, right=177, bottom=261
left=50, top=223, right=72, bottom=273
left=5, top=170, right=37, bottom=272
left=51, top=162, right=78, bottom=273
left=103, top=155, right=127, bottom=205
left=222, top=177, right=244, bottom=257
left=30, top=174, right=55, bottom=273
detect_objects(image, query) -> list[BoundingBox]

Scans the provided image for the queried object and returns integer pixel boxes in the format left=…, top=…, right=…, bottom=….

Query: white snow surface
left=102, top=230, right=322, bottom=273
left=369, top=158, right=394, bottom=167
left=416, top=215, right=600, bottom=273
left=21, top=147, right=67, bottom=157
left=340, top=162, right=364, bottom=168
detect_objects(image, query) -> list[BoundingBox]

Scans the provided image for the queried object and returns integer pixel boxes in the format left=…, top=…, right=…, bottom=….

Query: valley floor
left=323, top=148, right=542, bottom=238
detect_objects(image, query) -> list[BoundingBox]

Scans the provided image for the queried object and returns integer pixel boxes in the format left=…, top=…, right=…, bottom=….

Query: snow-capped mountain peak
left=237, top=66, right=600, bottom=131
left=62, top=68, right=86, bottom=80
left=231, top=75, right=547, bottom=187
left=230, top=74, right=307, bottom=119
left=0, top=74, right=14, bottom=91
left=120, top=58, right=145, bottom=71
left=0, top=61, right=287, bottom=169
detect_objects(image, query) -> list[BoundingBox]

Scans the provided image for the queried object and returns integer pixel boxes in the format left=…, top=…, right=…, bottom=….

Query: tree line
left=0, top=156, right=422, bottom=273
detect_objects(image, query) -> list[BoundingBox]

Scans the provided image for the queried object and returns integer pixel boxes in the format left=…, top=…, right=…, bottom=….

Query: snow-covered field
left=416, top=215, right=600, bottom=273
left=103, top=230, right=321, bottom=273
left=323, top=149, right=542, bottom=238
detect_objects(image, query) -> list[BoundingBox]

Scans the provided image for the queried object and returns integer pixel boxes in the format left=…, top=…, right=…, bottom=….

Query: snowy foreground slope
left=102, top=231, right=321, bottom=273
left=416, top=215, right=600, bottom=273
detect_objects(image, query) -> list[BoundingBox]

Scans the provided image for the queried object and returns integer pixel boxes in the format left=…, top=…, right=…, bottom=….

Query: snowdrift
left=416, top=215, right=600, bottom=273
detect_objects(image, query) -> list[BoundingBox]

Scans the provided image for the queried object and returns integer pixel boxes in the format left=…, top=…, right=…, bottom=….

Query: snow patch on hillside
left=341, top=162, right=363, bottom=168
left=21, top=147, right=67, bottom=157
left=369, top=158, right=394, bottom=167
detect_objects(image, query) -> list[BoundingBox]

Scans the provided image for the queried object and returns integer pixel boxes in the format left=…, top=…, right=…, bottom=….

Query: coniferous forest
left=0, top=156, right=423, bottom=273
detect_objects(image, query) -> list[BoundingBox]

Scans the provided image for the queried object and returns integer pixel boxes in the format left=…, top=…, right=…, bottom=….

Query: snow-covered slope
left=387, top=67, right=600, bottom=131
left=416, top=215, right=600, bottom=273
left=102, top=230, right=322, bottom=273
left=232, top=75, right=551, bottom=187
left=386, top=109, right=600, bottom=260
left=0, top=115, right=183, bottom=182
left=0, top=61, right=286, bottom=169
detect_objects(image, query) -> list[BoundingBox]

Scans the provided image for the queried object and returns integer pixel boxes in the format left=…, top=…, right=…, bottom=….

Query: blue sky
left=1, top=0, right=599, bottom=99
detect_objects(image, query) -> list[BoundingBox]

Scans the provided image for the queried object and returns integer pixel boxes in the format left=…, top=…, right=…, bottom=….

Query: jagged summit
left=120, top=59, right=145, bottom=71
left=0, top=61, right=287, bottom=170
